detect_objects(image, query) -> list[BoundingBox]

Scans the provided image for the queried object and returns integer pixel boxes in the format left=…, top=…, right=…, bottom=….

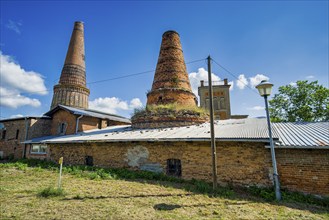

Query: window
left=85, top=156, right=93, bottom=166
left=31, top=144, right=47, bottom=154
left=167, top=159, right=181, bottom=177
left=214, top=98, right=220, bottom=110
left=1, top=130, right=6, bottom=140
left=220, top=97, right=225, bottom=109
left=15, top=129, right=20, bottom=139
left=58, top=122, right=67, bottom=135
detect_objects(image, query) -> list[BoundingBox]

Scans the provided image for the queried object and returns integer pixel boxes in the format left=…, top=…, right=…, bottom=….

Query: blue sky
left=0, top=1, right=328, bottom=119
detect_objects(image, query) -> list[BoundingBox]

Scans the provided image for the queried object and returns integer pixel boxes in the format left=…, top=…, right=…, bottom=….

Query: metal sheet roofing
left=44, top=105, right=131, bottom=124
left=25, top=118, right=329, bottom=148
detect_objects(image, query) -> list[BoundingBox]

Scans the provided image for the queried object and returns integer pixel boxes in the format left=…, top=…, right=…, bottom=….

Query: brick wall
left=276, top=148, right=329, bottom=195
left=0, top=118, right=52, bottom=159
left=50, top=110, right=77, bottom=135
left=0, top=120, right=25, bottom=159
left=42, top=141, right=328, bottom=196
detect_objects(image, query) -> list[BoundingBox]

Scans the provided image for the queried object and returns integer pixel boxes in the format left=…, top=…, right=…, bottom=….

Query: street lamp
left=256, top=80, right=282, bottom=201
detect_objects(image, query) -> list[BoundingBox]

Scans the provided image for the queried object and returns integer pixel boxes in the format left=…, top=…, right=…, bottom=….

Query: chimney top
left=162, top=30, right=179, bottom=37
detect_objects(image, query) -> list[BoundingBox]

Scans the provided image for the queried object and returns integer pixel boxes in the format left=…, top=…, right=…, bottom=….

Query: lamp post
left=256, top=80, right=282, bottom=201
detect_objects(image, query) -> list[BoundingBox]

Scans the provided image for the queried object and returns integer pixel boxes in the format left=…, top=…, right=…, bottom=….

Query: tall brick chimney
left=50, top=21, right=90, bottom=110
left=146, top=31, right=197, bottom=107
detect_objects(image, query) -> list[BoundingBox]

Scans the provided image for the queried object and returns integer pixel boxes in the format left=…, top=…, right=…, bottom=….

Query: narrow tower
left=147, top=31, right=197, bottom=107
left=50, top=21, right=90, bottom=110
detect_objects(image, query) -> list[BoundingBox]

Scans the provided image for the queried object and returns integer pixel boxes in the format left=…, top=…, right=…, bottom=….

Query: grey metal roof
left=0, top=116, right=51, bottom=122
left=44, top=105, right=131, bottom=124
left=25, top=118, right=329, bottom=148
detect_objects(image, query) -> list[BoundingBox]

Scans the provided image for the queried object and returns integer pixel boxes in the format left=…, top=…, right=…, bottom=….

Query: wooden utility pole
left=207, top=55, right=218, bottom=189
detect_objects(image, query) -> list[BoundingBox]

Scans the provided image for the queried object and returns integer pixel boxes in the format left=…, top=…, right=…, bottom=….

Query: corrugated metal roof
left=44, top=105, right=131, bottom=124
left=25, top=118, right=329, bottom=148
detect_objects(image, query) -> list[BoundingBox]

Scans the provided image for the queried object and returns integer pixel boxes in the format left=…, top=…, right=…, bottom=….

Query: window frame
left=166, top=158, right=182, bottom=177
left=30, top=144, right=47, bottom=155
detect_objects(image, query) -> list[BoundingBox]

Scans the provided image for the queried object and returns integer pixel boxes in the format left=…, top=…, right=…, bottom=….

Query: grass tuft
left=38, top=186, right=65, bottom=198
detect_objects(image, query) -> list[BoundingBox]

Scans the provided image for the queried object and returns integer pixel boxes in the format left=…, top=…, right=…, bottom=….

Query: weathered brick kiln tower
left=132, top=30, right=208, bottom=128
left=147, top=31, right=197, bottom=106
left=50, top=21, right=90, bottom=110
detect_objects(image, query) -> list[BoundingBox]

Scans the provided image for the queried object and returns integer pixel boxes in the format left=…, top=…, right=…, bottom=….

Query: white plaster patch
left=124, top=145, right=149, bottom=167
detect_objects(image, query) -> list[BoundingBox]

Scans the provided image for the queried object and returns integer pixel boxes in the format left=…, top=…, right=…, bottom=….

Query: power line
left=0, top=58, right=206, bottom=98
left=211, top=58, right=259, bottom=95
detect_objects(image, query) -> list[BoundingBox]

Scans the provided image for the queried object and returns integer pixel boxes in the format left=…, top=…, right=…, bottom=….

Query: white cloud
left=236, top=74, right=248, bottom=89
left=188, top=68, right=221, bottom=96
left=229, top=81, right=234, bottom=91
left=247, top=106, right=265, bottom=111
left=89, top=97, right=143, bottom=115
left=289, top=82, right=297, bottom=87
left=129, top=98, right=143, bottom=109
left=6, top=20, right=22, bottom=34
left=0, top=52, right=47, bottom=95
left=0, top=52, right=47, bottom=109
left=10, top=114, right=24, bottom=118
left=249, top=74, right=269, bottom=88
left=306, top=75, right=315, bottom=79
left=0, top=87, right=41, bottom=108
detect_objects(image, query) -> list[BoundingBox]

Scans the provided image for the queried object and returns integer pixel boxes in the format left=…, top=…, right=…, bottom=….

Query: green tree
left=269, top=80, right=329, bottom=122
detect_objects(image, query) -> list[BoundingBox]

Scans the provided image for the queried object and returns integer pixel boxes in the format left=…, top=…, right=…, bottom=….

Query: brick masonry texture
left=50, top=109, right=108, bottom=136
left=32, top=141, right=329, bottom=196
left=147, top=31, right=197, bottom=107
left=0, top=118, right=52, bottom=159
left=133, top=31, right=208, bottom=129
left=50, top=21, right=89, bottom=110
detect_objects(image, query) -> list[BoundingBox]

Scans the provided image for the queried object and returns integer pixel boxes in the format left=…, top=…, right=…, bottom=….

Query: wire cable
left=211, top=58, right=259, bottom=95
left=0, top=58, right=206, bottom=98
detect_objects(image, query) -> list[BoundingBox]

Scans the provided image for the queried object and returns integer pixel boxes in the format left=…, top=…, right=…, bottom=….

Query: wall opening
left=15, top=129, right=20, bottom=139
left=2, top=129, right=6, bottom=140
left=166, top=159, right=181, bottom=177
left=58, top=122, right=67, bottom=135
left=85, top=156, right=94, bottom=166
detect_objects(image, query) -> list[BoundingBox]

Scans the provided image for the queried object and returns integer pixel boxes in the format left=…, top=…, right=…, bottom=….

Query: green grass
left=38, top=186, right=66, bottom=198
left=132, top=103, right=209, bottom=118
left=1, top=160, right=328, bottom=219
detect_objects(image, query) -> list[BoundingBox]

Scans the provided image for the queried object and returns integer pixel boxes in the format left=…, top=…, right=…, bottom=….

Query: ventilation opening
left=85, top=156, right=94, bottom=166
left=166, top=159, right=181, bottom=177
left=16, top=129, right=20, bottom=139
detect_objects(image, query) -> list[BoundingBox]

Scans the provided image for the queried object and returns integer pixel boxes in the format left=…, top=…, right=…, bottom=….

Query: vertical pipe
left=264, top=95, right=281, bottom=201
left=75, top=115, right=83, bottom=134
left=207, top=56, right=218, bottom=190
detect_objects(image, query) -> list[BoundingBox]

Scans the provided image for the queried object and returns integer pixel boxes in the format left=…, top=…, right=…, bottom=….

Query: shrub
left=38, top=186, right=65, bottom=198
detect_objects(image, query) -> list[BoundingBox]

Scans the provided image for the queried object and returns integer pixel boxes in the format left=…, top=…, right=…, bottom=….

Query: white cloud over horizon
left=306, top=75, right=315, bottom=79
left=247, top=105, right=265, bottom=111
left=10, top=114, right=24, bottom=118
left=0, top=52, right=47, bottom=109
left=89, top=97, right=143, bottom=115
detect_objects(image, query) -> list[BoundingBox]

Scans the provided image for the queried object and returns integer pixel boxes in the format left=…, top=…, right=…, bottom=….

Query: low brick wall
left=276, top=148, right=329, bottom=196
left=39, top=141, right=329, bottom=196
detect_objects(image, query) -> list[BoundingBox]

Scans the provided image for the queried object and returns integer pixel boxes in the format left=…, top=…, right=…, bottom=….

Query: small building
left=25, top=118, right=329, bottom=196
left=0, top=116, right=52, bottom=159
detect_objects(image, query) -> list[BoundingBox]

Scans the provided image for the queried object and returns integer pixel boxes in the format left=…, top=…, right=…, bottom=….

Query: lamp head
left=256, top=80, right=273, bottom=97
